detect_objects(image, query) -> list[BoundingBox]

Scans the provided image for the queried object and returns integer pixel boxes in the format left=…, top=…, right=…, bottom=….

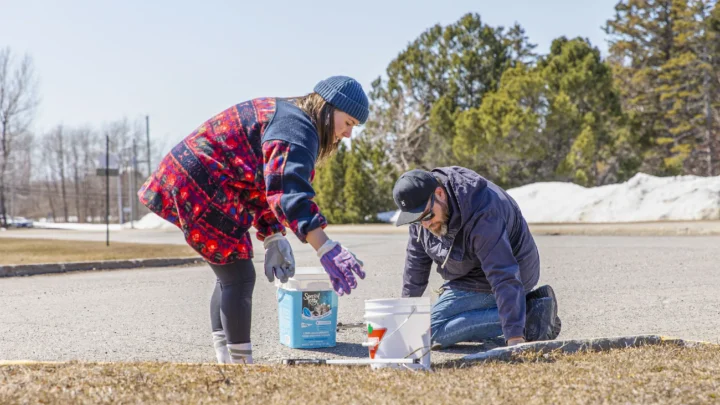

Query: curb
left=2, top=335, right=715, bottom=367
left=0, top=360, right=261, bottom=367
left=460, top=334, right=715, bottom=363
left=0, top=257, right=204, bottom=278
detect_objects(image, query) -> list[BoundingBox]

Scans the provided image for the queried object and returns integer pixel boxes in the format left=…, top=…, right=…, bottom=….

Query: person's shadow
left=290, top=337, right=507, bottom=360
left=435, top=337, right=507, bottom=355
left=293, top=342, right=368, bottom=358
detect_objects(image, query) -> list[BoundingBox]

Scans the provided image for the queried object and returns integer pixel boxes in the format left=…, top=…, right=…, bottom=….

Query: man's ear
left=435, top=186, right=445, bottom=201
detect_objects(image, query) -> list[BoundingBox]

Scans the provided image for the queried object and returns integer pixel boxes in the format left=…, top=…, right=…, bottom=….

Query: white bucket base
left=364, top=297, right=432, bottom=370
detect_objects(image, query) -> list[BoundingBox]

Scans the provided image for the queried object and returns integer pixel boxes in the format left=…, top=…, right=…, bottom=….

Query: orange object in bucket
left=367, top=324, right=387, bottom=359
left=363, top=297, right=432, bottom=370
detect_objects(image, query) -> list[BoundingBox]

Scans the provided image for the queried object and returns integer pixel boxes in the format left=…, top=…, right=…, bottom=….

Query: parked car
left=8, top=216, right=33, bottom=228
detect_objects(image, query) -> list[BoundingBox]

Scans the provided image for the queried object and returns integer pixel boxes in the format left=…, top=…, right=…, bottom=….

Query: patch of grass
left=0, top=238, right=197, bottom=265
left=1, top=345, right=719, bottom=404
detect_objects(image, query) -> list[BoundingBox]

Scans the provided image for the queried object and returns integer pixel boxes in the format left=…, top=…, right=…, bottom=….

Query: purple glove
left=317, top=240, right=366, bottom=296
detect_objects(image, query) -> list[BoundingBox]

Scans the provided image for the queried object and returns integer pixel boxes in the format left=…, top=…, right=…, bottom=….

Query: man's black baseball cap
left=392, top=169, right=438, bottom=226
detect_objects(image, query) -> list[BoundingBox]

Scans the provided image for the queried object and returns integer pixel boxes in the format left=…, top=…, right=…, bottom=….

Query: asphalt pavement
left=1, top=229, right=719, bottom=365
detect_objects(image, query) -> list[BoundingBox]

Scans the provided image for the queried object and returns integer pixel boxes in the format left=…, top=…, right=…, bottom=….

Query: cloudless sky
left=2, top=0, right=619, bottom=154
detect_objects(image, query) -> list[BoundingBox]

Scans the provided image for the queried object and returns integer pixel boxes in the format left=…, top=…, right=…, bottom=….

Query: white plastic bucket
left=363, top=297, right=432, bottom=370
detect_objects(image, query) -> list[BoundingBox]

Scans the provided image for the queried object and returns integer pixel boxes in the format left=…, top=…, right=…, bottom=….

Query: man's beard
left=428, top=200, right=450, bottom=237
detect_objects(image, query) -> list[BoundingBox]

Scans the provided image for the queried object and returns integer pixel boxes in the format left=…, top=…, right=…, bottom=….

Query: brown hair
left=291, top=92, right=338, bottom=164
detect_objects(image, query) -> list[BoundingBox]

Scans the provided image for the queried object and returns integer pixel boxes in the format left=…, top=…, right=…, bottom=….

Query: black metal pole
left=145, top=115, right=151, bottom=175
left=106, top=134, right=110, bottom=246
left=132, top=138, right=138, bottom=228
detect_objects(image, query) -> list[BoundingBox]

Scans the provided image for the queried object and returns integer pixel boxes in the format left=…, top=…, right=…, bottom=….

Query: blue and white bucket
left=276, top=267, right=338, bottom=349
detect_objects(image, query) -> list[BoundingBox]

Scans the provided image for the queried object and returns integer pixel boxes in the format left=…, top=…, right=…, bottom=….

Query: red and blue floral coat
left=137, top=98, right=328, bottom=264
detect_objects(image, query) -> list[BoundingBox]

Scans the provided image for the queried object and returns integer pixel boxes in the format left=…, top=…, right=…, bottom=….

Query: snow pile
left=32, top=221, right=124, bottom=231
left=122, top=214, right=177, bottom=230
left=508, top=173, right=720, bottom=223
left=31, top=213, right=176, bottom=231
left=376, top=172, right=720, bottom=224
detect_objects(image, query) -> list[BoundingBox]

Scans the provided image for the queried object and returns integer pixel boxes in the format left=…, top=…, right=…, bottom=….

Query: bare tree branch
left=0, top=47, right=39, bottom=227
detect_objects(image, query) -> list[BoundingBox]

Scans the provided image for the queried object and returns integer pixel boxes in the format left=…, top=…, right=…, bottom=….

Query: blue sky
left=2, top=0, right=619, bottom=153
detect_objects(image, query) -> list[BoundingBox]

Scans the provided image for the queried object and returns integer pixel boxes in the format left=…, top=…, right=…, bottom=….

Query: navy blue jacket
left=402, top=166, right=540, bottom=339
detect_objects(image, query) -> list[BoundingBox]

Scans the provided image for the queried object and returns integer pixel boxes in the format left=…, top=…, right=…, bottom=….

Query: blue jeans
left=431, top=288, right=504, bottom=347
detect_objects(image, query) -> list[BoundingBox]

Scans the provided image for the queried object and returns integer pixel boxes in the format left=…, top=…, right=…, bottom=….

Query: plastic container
left=276, top=267, right=338, bottom=349
left=363, top=297, right=432, bottom=370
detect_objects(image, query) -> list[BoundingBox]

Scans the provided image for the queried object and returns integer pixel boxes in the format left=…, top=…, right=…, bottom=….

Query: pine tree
left=453, top=37, right=624, bottom=188
left=655, top=0, right=709, bottom=174
left=364, top=13, right=537, bottom=171
left=342, top=142, right=375, bottom=223
left=313, top=143, right=347, bottom=224
left=453, top=63, right=548, bottom=187
left=605, top=0, right=720, bottom=175
left=540, top=37, right=624, bottom=185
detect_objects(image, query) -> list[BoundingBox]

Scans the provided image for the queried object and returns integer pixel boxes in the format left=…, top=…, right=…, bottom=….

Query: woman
left=137, top=76, right=368, bottom=364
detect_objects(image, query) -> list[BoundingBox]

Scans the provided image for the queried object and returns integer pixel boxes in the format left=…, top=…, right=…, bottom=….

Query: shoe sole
left=524, top=297, right=554, bottom=341
left=527, top=285, right=561, bottom=339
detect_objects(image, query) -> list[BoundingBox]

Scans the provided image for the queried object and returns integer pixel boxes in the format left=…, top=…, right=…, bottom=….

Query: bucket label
left=367, top=324, right=387, bottom=359
left=302, top=291, right=333, bottom=320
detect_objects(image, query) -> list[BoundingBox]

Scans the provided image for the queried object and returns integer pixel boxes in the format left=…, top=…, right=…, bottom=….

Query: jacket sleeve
left=262, top=139, right=327, bottom=242
left=244, top=190, right=287, bottom=241
left=471, top=213, right=526, bottom=340
left=402, top=224, right=434, bottom=297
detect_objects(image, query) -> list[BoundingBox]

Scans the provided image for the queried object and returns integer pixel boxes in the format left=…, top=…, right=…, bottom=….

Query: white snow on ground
left=27, top=172, right=720, bottom=230
left=32, top=220, right=124, bottom=231
left=508, top=173, right=720, bottom=223
left=31, top=215, right=177, bottom=231
left=122, top=213, right=178, bottom=230
left=377, top=172, right=720, bottom=224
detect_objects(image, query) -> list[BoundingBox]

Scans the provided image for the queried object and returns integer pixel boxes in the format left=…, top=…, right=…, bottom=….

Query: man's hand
left=507, top=336, right=526, bottom=346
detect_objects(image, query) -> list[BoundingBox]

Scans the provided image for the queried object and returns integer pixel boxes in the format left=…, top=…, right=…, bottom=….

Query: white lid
left=290, top=267, right=327, bottom=279
left=275, top=267, right=331, bottom=291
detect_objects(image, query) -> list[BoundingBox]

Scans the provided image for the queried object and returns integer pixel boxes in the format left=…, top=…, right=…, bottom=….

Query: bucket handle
left=362, top=305, right=417, bottom=350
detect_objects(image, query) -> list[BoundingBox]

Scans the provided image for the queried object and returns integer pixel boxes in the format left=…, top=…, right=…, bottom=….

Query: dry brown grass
left=0, top=238, right=197, bottom=265
left=1, top=344, right=719, bottom=404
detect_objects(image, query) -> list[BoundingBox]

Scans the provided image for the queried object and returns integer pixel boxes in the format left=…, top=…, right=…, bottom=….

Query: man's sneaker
left=526, top=285, right=562, bottom=340
left=525, top=296, right=556, bottom=341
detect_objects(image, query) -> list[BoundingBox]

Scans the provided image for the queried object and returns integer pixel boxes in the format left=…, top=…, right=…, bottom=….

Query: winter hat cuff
left=314, top=76, right=370, bottom=124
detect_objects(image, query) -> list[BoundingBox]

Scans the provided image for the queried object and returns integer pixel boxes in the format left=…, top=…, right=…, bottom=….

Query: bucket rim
left=365, top=297, right=431, bottom=304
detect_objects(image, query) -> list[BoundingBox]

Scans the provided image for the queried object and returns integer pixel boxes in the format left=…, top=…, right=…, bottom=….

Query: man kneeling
left=393, top=167, right=561, bottom=347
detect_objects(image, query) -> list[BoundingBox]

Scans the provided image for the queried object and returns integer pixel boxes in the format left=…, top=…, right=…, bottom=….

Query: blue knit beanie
left=313, top=76, right=369, bottom=124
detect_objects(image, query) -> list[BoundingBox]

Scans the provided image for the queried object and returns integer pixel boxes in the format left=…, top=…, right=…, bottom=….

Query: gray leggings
left=209, top=259, right=256, bottom=344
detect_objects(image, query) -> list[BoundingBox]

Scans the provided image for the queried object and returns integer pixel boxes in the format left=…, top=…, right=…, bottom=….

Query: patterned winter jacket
left=137, top=98, right=327, bottom=264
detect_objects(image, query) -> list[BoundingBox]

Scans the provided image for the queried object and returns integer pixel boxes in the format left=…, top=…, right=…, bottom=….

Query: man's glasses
left=415, top=194, right=435, bottom=223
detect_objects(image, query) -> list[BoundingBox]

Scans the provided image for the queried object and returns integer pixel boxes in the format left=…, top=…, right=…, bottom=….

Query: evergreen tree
left=364, top=13, right=537, bottom=171
left=313, top=143, right=347, bottom=224
left=342, top=142, right=375, bottom=223
left=604, top=0, right=720, bottom=175
left=453, top=37, right=624, bottom=187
